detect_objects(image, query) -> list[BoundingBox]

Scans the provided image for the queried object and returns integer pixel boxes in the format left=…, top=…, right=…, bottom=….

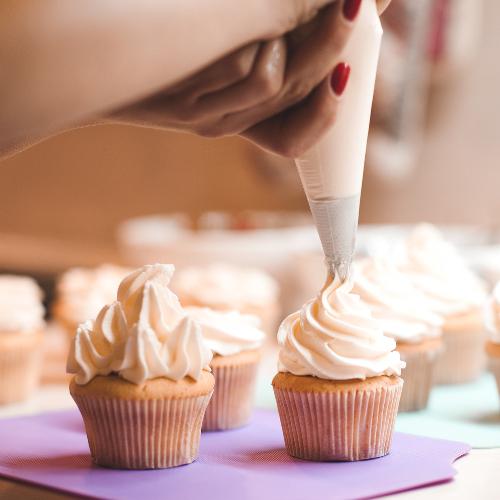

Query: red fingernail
left=331, top=63, right=350, bottom=96
left=343, top=0, right=362, bottom=21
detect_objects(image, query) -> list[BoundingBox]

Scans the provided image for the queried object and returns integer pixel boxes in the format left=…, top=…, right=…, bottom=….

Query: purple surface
left=0, top=409, right=469, bottom=500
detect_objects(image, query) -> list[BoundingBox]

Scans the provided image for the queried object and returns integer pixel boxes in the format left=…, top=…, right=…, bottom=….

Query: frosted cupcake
left=399, top=224, right=488, bottom=384
left=273, top=268, right=405, bottom=461
left=173, top=263, right=280, bottom=339
left=53, top=264, right=133, bottom=339
left=484, top=282, right=500, bottom=395
left=67, top=264, right=214, bottom=469
left=184, top=306, right=265, bottom=430
left=353, top=257, right=443, bottom=412
left=0, top=275, right=46, bottom=404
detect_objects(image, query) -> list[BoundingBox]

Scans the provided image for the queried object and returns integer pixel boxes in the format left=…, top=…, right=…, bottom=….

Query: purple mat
left=0, top=409, right=469, bottom=500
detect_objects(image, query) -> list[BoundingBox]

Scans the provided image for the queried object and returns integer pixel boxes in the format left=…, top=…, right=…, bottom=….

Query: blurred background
left=0, top=0, right=498, bottom=308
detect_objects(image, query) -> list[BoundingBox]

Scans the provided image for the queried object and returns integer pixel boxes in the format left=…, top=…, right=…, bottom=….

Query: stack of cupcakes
left=0, top=275, right=46, bottom=404
left=397, top=224, right=488, bottom=384
left=53, top=264, right=133, bottom=339
left=184, top=306, right=265, bottom=430
left=353, top=256, right=443, bottom=411
left=67, top=264, right=214, bottom=469
left=484, top=282, right=500, bottom=395
left=272, top=269, right=405, bottom=461
left=173, top=263, right=280, bottom=340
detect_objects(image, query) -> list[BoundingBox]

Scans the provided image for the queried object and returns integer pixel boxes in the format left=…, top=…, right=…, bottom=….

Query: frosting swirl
left=278, top=269, right=405, bottom=380
left=184, top=306, right=266, bottom=356
left=54, top=264, right=133, bottom=325
left=67, top=264, right=212, bottom=385
left=399, top=224, right=487, bottom=316
left=0, top=275, right=45, bottom=333
left=353, top=257, right=443, bottom=344
left=174, top=263, right=280, bottom=309
left=484, top=282, right=500, bottom=344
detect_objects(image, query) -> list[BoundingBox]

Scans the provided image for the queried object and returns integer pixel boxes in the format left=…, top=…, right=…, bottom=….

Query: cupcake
left=173, top=263, right=280, bottom=340
left=53, top=264, right=133, bottom=339
left=484, top=282, right=500, bottom=395
left=398, top=224, right=488, bottom=384
left=273, top=268, right=405, bottom=461
left=184, top=306, right=265, bottom=430
left=67, top=264, right=214, bottom=469
left=0, top=275, right=46, bottom=404
left=353, top=257, right=444, bottom=412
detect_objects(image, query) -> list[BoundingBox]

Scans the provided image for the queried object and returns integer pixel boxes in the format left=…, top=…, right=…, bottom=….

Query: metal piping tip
left=308, top=194, right=361, bottom=282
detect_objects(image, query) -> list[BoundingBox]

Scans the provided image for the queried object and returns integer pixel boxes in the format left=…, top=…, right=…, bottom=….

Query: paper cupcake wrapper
left=435, top=327, right=487, bottom=385
left=273, top=379, right=403, bottom=461
left=72, top=391, right=213, bottom=469
left=488, top=356, right=500, bottom=396
left=0, top=336, right=44, bottom=404
left=398, top=346, right=442, bottom=412
left=202, top=360, right=259, bottom=431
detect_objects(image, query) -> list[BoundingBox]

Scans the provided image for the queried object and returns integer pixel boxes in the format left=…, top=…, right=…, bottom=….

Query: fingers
left=240, top=70, right=345, bottom=158
left=164, top=42, right=261, bottom=97
left=194, top=38, right=287, bottom=116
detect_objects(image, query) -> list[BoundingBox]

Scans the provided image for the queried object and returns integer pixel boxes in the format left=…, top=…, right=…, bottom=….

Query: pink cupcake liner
left=398, top=346, right=442, bottom=412
left=202, top=361, right=259, bottom=431
left=72, top=391, right=213, bottom=469
left=0, top=336, right=44, bottom=404
left=273, top=378, right=403, bottom=461
left=435, top=328, right=487, bottom=385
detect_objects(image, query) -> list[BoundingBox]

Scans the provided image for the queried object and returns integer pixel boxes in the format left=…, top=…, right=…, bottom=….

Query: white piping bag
left=295, top=0, right=382, bottom=281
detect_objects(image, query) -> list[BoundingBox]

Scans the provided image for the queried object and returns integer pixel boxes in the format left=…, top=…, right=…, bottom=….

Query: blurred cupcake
left=353, top=257, right=444, bottom=412
left=67, top=264, right=214, bottom=469
left=0, top=275, right=46, bottom=404
left=399, top=224, right=488, bottom=384
left=484, top=282, right=500, bottom=395
left=272, top=269, right=405, bottom=461
left=173, top=263, right=280, bottom=340
left=184, top=306, right=265, bottom=430
left=53, top=264, right=133, bottom=338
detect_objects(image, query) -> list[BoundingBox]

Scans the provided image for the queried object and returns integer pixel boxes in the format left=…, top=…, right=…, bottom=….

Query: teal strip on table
left=255, top=372, right=500, bottom=448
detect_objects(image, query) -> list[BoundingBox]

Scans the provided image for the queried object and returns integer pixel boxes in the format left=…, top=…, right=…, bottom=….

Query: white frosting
left=353, top=257, right=443, bottom=344
left=484, top=282, right=500, bottom=344
left=67, top=264, right=212, bottom=385
left=184, top=306, right=265, bottom=356
left=277, top=269, right=405, bottom=380
left=0, top=275, right=45, bottom=333
left=399, top=224, right=487, bottom=317
left=55, top=264, right=133, bottom=325
left=174, top=263, right=279, bottom=309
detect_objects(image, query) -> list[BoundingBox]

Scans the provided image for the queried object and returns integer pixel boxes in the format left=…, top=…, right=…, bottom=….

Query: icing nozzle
left=308, top=195, right=360, bottom=282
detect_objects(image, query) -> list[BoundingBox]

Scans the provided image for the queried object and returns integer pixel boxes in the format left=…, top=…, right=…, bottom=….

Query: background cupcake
left=53, top=264, right=133, bottom=338
left=172, top=262, right=280, bottom=340
left=67, top=264, right=214, bottom=469
left=184, top=306, right=265, bottom=430
left=0, top=275, right=46, bottom=404
left=398, top=224, right=488, bottom=384
left=273, top=269, right=405, bottom=461
left=484, top=281, right=500, bottom=396
left=353, top=256, right=443, bottom=412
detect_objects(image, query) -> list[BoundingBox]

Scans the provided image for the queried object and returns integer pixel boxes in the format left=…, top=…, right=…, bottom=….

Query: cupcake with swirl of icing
left=352, top=256, right=444, bottom=412
left=484, top=282, right=500, bottom=397
left=272, top=268, right=405, bottom=462
left=399, top=223, right=488, bottom=384
left=67, top=264, right=214, bottom=469
left=184, top=306, right=265, bottom=431
left=0, top=275, right=46, bottom=404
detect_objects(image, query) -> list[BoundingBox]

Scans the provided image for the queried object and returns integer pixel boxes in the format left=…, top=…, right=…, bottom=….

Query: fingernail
left=343, top=0, right=362, bottom=21
left=331, top=63, right=350, bottom=96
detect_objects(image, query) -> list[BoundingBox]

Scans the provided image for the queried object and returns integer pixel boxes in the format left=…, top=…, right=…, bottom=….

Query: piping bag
left=295, top=0, right=382, bottom=281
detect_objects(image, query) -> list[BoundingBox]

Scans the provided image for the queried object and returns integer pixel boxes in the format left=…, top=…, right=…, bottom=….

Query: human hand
left=104, top=0, right=391, bottom=158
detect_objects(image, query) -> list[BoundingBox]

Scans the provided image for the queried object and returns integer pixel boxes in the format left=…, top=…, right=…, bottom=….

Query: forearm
left=0, top=0, right=289, bottom=156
